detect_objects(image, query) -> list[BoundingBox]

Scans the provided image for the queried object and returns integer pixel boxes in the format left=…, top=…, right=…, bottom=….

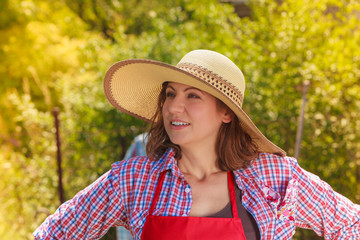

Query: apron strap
left=149, top=171, right=239, bottom=219
left=227, top=171, right=239, bottom=219
left=149, top=170, right=167, bottom=216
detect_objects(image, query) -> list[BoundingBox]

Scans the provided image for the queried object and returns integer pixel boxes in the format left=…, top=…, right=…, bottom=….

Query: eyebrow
left=166, top=85, right=203, bottom=93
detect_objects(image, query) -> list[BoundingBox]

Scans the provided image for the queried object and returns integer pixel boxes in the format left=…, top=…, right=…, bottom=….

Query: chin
left=168, top=136, right=188, bottom=147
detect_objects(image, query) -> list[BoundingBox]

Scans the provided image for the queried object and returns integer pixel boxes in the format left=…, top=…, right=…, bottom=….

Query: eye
left=188, top=93, right=200, bottom=99
left=166, top=91, right=175, bottom=98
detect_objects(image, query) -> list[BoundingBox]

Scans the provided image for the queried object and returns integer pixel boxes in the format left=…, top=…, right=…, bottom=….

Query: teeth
left=172, top=121, right=190, bottom=126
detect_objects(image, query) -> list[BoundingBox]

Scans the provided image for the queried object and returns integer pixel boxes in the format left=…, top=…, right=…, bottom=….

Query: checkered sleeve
left=289, top=157, right=360, bottom=239
left=33, top=166, right=127, bottom=239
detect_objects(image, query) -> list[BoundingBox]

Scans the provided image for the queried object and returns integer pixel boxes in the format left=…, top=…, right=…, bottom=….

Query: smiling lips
left=171, top=121, right=189, bottom=126
left=170, top=120, right=190, bottom=129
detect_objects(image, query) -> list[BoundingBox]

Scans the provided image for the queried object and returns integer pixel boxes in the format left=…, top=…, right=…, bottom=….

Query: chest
left=126, top=172, right=289, bottom=240
left=186, top=174, right=230, bottom=217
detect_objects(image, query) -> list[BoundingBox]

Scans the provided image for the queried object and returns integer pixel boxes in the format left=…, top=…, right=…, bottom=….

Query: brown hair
left=145, top=82, right=259, bottom=171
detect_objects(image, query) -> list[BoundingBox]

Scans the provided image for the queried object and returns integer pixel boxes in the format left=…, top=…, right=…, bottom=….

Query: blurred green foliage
left=0, top=0, right=359, bottom=239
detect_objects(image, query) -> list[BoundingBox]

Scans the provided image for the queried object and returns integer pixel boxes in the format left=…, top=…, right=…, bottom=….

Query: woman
left=34, top=50, right=360, bottom=239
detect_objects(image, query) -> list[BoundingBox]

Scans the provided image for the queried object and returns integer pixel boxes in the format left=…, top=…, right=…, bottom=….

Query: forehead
left=165, top=82, right=221, bottom=105
left=166, top=82, right=202, bottom=92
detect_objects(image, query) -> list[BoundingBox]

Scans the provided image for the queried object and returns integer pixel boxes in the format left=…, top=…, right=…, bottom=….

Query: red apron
left=141, top=171, right=247, bottom=240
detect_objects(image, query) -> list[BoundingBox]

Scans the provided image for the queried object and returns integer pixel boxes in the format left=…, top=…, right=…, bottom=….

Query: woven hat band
left=177, top=63, right=244, bottom=107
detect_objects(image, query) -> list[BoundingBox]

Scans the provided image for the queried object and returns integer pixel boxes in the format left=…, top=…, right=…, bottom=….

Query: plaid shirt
left=34, top=149, right=360, bottom=240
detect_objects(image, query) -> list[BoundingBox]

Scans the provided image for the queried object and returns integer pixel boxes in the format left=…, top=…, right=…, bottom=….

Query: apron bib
left=141, top=171, right=247, bottom=240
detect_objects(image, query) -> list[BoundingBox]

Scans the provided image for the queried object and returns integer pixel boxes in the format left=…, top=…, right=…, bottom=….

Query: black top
left=207, top=184, right=261, bottom=240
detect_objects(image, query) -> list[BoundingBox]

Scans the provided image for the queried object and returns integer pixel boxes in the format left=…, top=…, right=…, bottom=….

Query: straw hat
left=104, top=50, right=286, bottom=156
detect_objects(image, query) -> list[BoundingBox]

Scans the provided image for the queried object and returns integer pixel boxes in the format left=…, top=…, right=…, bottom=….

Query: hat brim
left=104, top=59, right=286, bottom=157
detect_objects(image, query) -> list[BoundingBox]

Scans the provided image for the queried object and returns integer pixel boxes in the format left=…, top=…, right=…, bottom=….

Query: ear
left=222, top=109, right=234, bottom=123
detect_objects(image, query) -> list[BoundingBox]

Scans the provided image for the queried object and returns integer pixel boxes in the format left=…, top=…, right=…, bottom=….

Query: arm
left=33, top=166, right=127, bottom=239
left=290, top=158, right=360, bottom=239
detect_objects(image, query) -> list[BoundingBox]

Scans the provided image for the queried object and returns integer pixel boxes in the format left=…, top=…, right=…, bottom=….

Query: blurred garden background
left=0, top=0, right=359, bottom=239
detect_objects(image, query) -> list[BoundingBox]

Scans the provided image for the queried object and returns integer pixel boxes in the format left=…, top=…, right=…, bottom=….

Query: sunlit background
left=0, top=0, right=359, bottom=239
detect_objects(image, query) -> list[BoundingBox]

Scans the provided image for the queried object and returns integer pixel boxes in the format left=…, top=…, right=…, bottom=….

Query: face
left=162, top=82, right=232, bottom=149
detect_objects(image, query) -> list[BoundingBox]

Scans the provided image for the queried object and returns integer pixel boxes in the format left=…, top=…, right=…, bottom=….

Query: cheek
left=162, top=102, right=168, bottom=116
left=191, top=106, right=217, bottom=122
left=203, top=107, right=226, bottom=126
left=161, top=104, right=170, bottom=129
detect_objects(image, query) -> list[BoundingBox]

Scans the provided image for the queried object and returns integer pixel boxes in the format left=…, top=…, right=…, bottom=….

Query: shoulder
left=111, top=155, right=161, bottom=180
left=250, top=153, right=319, bottom=184
left=238, top=152, right=297, bottom=178
left=235, top=152, right=299, bottom=196
left=254, top=152, right=297, bottom=175
left=112, top=155, right=151, bottom=173
left=110, top=150, right=173, bottom=188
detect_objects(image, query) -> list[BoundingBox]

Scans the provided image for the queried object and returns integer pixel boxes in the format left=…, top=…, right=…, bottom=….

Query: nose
left=165, top=95, right=185, bottom=114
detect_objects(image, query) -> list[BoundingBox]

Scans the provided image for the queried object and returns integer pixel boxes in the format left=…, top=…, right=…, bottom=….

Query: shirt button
left=185, top=187, right=191, bottom=193
left=138, top=220, right=143, bottom=226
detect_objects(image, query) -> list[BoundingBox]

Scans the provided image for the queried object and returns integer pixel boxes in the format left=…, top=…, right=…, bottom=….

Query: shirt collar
left=154, top=149, right=264, bottom=182
left=152, top=148, right=185, bottom=179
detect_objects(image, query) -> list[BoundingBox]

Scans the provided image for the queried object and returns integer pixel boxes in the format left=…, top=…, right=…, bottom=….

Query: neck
left=177, top=145, right=222, bottom=180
